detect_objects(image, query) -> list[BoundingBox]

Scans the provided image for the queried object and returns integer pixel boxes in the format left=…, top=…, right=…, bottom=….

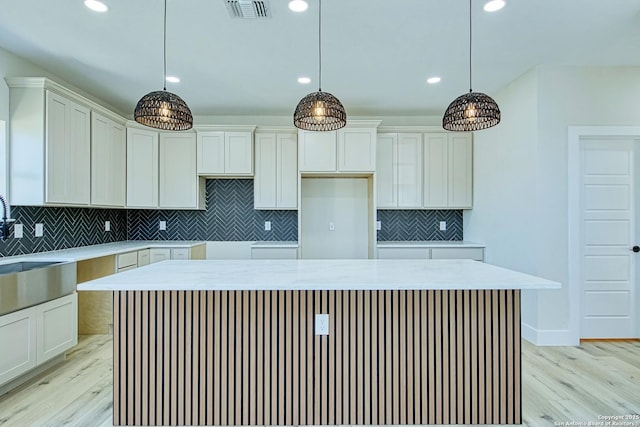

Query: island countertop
left=77, top=259, right=560, bottom=291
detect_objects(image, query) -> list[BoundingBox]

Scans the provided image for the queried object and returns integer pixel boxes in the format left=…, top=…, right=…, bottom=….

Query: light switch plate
left=35, top=223, right=44, bottom=237
left=376, top=221, right=382, bottom=230
left=14, top=223, right=23, bottom=238
left=315, top=314, right=329, bottom=336
left=439, top=221, right=447, bottom=231
left=105, top=221, right=111, bottom=232
left=329, top=221, right=335, bottom=231
left=159, top=220, right=167, bottom=231
left=264, top=221, right=271, bottom=231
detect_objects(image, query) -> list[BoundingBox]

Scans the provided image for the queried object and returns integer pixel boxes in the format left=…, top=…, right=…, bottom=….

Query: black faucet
left=0, top=195, right=9, bottom=241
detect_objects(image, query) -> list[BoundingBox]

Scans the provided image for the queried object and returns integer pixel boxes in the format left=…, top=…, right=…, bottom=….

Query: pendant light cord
left=163, top=0, right=167, bottom=91
left=318, top=0, right=322, bottom=92
left=468, top=0, right=472, bottom=93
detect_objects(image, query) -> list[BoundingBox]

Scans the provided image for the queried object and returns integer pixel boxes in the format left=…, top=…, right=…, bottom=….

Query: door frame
left=568, top=126, right=640, bottom=343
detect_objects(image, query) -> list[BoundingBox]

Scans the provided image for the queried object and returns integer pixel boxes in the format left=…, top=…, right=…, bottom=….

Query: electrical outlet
left=315, top=314, right=329, bottom=336
left=159, top=220, right=167, bottom=231
left=376, top=221, right=382, bottom=230
left=264, top=221, right=271, bottom=231
left=14, top=224, right=23, bottom=239
left=439, top=221, right=447, bottom=231
left=105, top=221, right=111, bottom=232
left=35, top=223, right=44, bottom=237
left=329, top=221, right=335, bottom=231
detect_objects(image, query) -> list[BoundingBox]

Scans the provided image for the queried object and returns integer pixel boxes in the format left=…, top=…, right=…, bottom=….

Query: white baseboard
left=522, top=322, right=577, bottom=346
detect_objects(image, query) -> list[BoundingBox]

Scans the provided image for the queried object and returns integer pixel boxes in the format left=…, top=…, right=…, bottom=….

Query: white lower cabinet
left=430, top=247, right=484, bottom=261
left=149, top=247, right=192, bottom=263
left=251, top=247, right=298, bottom=259
left=377, top=247, right=430, bottom=259
left=171, top=248, right=190, bottom=260
left=0, top=293, right=77, bottom=387
left=137, top=249, right=150, bottom=267
left=377, top=246, right=484, bottom=261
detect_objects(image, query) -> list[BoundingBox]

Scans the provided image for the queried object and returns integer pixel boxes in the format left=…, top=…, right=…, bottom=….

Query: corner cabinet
left=126, top=127, right=205, bottom=210
left=298, top=121, right=380, bottom=173
left=91, top=112, right=126, bottom=207
left=254, top=132, right=298, bottom=209
left=196, top=128, right=255, bottom=176
left=7, top=81, right=90, bottom=206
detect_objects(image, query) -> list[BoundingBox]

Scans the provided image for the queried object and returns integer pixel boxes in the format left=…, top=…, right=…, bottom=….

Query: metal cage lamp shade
left=293, top=0, right=346, bottom=131
left=442, top=0, right=500, bottom=132
left=134, top=0, right=193, bottom=131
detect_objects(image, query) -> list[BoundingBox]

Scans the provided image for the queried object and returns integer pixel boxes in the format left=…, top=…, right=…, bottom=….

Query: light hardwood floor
left=0, top=335, right=638, bottom=427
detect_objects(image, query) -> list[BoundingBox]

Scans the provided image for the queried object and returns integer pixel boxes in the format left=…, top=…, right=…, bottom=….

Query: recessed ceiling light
left=166, top=76, right=180, bottom=83
left=288, top=0, right=308, bottom=12
left=427, top=76, right=441, bottom=84
left=483, top=0, right=505, bottom=12
left=297, top=76, right=311, bottom=84
left=84, top=0, right=109, bottom=12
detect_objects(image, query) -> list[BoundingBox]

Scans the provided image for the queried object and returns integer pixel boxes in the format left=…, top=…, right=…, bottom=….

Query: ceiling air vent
left=225, top=0, right=271, bottom=19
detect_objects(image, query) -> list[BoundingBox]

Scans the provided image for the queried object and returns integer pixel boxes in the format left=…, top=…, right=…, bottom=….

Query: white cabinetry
left=91, top=112, right=125, bottom=207
left=251, top=246, right=298, bottom=259
left=7, top=79, right=91, bottom=206
left=149, top=247, right=197, bottom=263
left=376, top=133, right=423, bottom=208
left=0, top=293, right=77, bottom=387
left=298, top=121, right=379, bottom=173
left=160, top=133, right=205, bottom=209
left=137, top=249, right=150, bottom=267
left=126, top=127, right=159, bottom=208
left=423, top=133, right=473, bottom=209
left=254, top=132, right=298, bottom=209
left=196, top=130, right=254, bottom=176
left=377, top=245, right=484, bottom=261
left=126, top=127, right=204, bottom=210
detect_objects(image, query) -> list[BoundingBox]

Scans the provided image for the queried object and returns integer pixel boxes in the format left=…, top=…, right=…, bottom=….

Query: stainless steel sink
left=0, top=260, right=76, bottom=316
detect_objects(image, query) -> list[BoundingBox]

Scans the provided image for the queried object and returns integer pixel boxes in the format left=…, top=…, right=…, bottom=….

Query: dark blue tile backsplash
left=0, top=179, right=462, bottom=257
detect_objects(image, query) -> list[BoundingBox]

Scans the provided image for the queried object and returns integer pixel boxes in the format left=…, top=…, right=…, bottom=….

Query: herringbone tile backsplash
left=0, top=179, right=462, bottom=257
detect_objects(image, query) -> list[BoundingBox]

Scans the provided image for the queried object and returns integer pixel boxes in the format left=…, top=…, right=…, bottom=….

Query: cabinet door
left=376, top=133, right=397, bottom=208
left=430, top=247, right=483, bottom=261
left=149, top=248, right=171, bottom=263
left=138, top=249, right=150, bottom=267
left=448, top=134, right=473, bottom=208
left=338, top=127, right=376, bottom=172
left=423, top=133, right=449, bottom=208
left=197, top=131, right=225, bottom=174
left=397, top=133, right=422, bottom=208
left=225, top=132, right=253, bottom=175
left=91, top=112, right=125, bottom=207
left=126, top=127, right=159, bottom=208
left=171, top=248, right=191, bottom=260
left=0, top=308, right=37, bottom=386
left=36, top=293, right=78, bottom=364
left=254, top=133, right=278, bottom=209
left=377, top=247, right=430, bottom=259
left=277, top=133, right=298, bottom=208
left=160, top=132, right=198, bottom=208
left=298, top=130, right=337, bottom=172
left=46, top=91, right=90, bottom=205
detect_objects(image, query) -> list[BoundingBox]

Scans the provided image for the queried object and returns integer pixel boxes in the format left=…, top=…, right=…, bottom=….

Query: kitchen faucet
left=0, top=195, right=10, bottom=241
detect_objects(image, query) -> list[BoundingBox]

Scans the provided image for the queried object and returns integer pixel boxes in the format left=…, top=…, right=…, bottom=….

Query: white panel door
left=254, top=133, right=277, bottom=208
left=338, top=127, right=376, bottom=172
left=36, top=294, right=78, bottom=364
left=126, top=127, right=159, bottom=208
left=580, top=138, right=637, bottom=338
left=91, top=113, right=125, bottom=206
left=277, top=133, right=298, bottom=208
left=298, top=130, right=337, bottom=172
left=423, top=133, right=448, bottom=208
left=159, top=132, right=197, bottom=208
left=197, top=131, right=225, bottom=174
left=376, top=133, right=397, bottom=208
left=397, top=133, right=422, bottom=208
left=448, top=134, right=473, bottom=208
left=300, top=178, right=369, bottom=259
left=225, top=132, right=253, bottom=175
left=0, top=308, right=37, bottom=386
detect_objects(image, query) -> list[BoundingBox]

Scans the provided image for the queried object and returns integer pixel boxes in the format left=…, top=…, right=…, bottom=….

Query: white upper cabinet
left=91, top=112, right=125, bottom=207
left=254, top=132, right=298, bottom=209
left=376, top=133, right=422, bottom=209
left=298, top=120, right=380, bottom=173
left=159, top=132, right=205, bottom=209
left=126, top=127, right=159, bottom=208
left=196, top=129, right=254, bottom=176
left=423, top=132, right=473, bottom=209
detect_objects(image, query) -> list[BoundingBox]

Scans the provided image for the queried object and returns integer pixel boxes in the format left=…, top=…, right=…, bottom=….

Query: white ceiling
left=1, top=0, right=639, bottom=119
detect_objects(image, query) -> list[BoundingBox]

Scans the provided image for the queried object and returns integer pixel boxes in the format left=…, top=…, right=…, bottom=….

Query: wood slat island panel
left=113, top=289, right=521, bottom=426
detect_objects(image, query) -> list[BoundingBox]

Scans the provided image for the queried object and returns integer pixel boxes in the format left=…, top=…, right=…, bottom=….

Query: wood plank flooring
left=0, top=335, right=638, bottom=427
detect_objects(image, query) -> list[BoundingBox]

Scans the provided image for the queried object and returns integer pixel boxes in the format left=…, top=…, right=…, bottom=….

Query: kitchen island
left=78, top=259, right=559, bottom=426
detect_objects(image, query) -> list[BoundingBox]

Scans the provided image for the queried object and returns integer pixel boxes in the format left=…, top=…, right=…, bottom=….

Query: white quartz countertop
left=77, top=259, right=560, bottom=291
left=0, top=241, right=206, bottom=264
left=377, top=241, right=485, bottom=248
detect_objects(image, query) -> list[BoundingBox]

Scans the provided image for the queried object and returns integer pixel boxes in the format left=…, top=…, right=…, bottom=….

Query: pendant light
left=293, top=0, right=347, bottom=131
left=442, top=0, right=500, bottom=132
left=134, top=0, right=193, bottom=131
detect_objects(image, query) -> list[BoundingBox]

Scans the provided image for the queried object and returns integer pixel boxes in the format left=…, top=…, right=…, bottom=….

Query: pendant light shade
left=134, top=0, right=193, bottom=131
left=293, top=0, right=346, bottom=131
left=442, top=0, right=500, bottom=132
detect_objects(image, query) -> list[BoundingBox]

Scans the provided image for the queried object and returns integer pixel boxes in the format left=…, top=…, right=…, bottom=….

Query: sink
left=0, top=260, right=76, bottom=316
left=0, top=261, right=64, bottom=275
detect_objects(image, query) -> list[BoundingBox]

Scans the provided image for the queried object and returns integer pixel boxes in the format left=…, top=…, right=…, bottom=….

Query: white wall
left=465, top=65, right=640, bottom=345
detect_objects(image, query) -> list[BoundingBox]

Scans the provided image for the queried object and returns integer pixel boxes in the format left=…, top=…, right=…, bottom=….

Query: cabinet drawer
left=117, top=251, right=138, bottom=269
left=377, top=247, right=430, bottom=259
left=171, top=248, right=190, bottom=260
left=430, top=247, right=484, bottom=261
left=251, top=247, right=298, bottom=260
